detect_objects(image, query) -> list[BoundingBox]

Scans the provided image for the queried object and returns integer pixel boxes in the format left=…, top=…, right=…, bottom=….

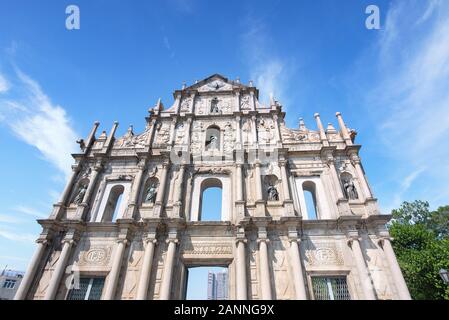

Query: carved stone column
left=251, top=115, right=257, bottom=146
left=272, top=114, right=281, bottom=145
left=136, top=228, right=157, bottom=300
left=258, top=227, right=272, bottom=300
left=289, top=238, right=307, bottom=300
left=126, top=158, right=147, bottom=219
left=378, top=235, right=412, bottom=300
left=50, top=163, right=81, bottom=219
left=235, top=115, right=242, bottom=148
left=234, top=163, right=245, bottom=221
left=44, top=231, right=78, bottom=300
left=153, top=162, right=170, bottom=217
left=15, top=238, right=50, bottom=300
left=172, top=164, right=186, bottom=218
left=279, top=160, right=294, bottom=216
left=103, top=237, right=128, bottom=300
left=349, top=152, right=373, bottom=200
left=235, top=229, right=248, bottom=300
left=254, top=162, right=265, bottom=217
left=325, top=152, right=350, bottom=216
left=159, top=230, right=178, bottom=300
left=76, top=161, right=103, bottom=220
left=347, top=232, right=376, bottom=300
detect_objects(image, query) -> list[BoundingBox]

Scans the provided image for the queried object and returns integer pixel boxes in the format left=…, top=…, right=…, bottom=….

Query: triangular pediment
left=184, top=74, right=248, bottom=93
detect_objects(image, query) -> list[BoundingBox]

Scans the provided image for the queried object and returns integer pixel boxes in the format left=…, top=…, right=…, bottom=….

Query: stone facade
left=15, top=74, right=411, bottom=300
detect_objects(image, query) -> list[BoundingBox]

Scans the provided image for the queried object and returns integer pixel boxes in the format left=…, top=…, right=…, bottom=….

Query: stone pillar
left=153, top=162, right=169, bottom=217
left=326, top=155, right=344, bottom=200
left=254, top=162, right=264, bottom=201
left=235, top=115, right=242, bottom=148
left=258, top=227, right=272, bottom=300
left=136, top=230, right=157, bottom=300
left=235, top=231, right=248, bottom=300
left=172, top=164, right=186, bottom=218
left=288, top=238, right=307, bottom=300
left=59, top=164, right=81, bottom=205
left=314, top=113, right=329, bottom=146
left=126, top=159, right=147, bottom=219
left=336, top=112, right=353, bottom=145
left=379, top=236, right=412, bottom=300
left=235, top=164, right=243, bottom=201
left=272, top=114, right=281, bottom=145
left=350, top=153, right=373, bottom=199
left=169, top=118, right=177, bottom=146
left=347, top=232, right=376, bottom=300
left=14, top=239, right=49, bottom=300
left=234, top=90, right=240, bottom=113
left=279, top=160, right=294, bottom=216
left=159, top=236, right=178, bottom=300
left=103, top=238, right=128, bottom=300
left=44, top=237, right=76, bottom=300
left=251, top=115, right=257, bottom=145
left=76, top=161, right=103, bottom=220
left=50, top=164, right=81, bottom=219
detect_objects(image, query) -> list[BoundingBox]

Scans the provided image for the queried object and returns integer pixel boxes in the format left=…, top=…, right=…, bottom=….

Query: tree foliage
left=389, top=200, right=449, bottom=300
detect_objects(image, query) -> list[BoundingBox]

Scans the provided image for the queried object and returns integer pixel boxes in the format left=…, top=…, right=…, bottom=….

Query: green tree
left=389, top=200, right=449, bottom=300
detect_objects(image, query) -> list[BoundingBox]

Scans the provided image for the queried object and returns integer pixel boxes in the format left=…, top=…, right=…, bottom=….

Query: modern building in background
left=0, top=269, right=24, bottom=300
left=207, top=269, right=228, bottom=300
left=15, top=74, right=411, bottom=300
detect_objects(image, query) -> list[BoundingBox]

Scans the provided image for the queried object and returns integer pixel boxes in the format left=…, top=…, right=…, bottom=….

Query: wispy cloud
left=240, top=13, right=296, bottom=108
left=0, top=214, right=25, bottom=224
left=0, top=74, right=9, bottom=93
left=0, top=228, right=35, bottom=244
left=0, top=69, right=78, bottom=177
left=13, top=205, right=46, bottom=219
left=361, top=0, right=449, bottom=208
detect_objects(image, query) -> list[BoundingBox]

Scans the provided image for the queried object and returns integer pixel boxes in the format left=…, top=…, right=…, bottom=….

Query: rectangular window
left=66, top=277, right=105, bottom=300
left=311, top=276, right=351, bottom=300
left=2, top=279, right=17, bottom=289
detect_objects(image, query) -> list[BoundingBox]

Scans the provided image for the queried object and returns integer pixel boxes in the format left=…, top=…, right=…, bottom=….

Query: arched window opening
left=142, top=177, right=159, bottom=204
left=205, top=126, right=220, bottom=151
left=199, top=178, right=223, bottom=221
left=102, top=185, right=125, bottom=222
left=303, top=181, right=318, bottom=220
left=340, top=173, right=359, bottom=200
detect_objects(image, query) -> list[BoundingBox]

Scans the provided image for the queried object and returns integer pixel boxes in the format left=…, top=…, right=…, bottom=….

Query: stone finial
left=126, top=125, right=134, bottom=136
left=298, top=118, right=306, bottom=131
left=182, top=81, right=187, bottom=89
left=249, top=80, right=254, bottom=87
left=314, top=113, right=329, bottom=145
left=336, top=112, right=352, bottom=145
left=236, top=77, right=240, bottom=83
left=326, top=122, right=337, bottom=134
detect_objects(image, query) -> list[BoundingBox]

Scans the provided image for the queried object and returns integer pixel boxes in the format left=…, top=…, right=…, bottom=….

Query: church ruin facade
left=15, top=74, right=411, bottom=300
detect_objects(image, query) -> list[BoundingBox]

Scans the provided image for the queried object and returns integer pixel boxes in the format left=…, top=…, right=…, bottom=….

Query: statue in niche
left=144, top=182, right=158, bottom=204
left=206, top=134, right=218, bottom=150
left=343, top=178, right=358, bottom=200
left=210, top=97, right=220, bottom=113
left=73, top=184, right=87, bottom=205
left=267, top=184, right=279, bottom=201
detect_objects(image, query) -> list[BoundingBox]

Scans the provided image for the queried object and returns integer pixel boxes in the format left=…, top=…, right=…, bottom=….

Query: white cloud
left=0, top=74, right=9, bottom=93
left=0, top=214, right=25, bottom=224
left=240, top=14, right=295, bottom=108
left=363, top=0, right=449, bottom=207
left=13, top=205, right=47, bottom=219
left=0, top=69, right=78, bottom=177
left=0, top=228, right=35, bottom=244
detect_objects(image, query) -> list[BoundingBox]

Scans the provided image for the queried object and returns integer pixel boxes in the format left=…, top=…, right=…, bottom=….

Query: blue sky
left=1, top=0, right=448, bottom=279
